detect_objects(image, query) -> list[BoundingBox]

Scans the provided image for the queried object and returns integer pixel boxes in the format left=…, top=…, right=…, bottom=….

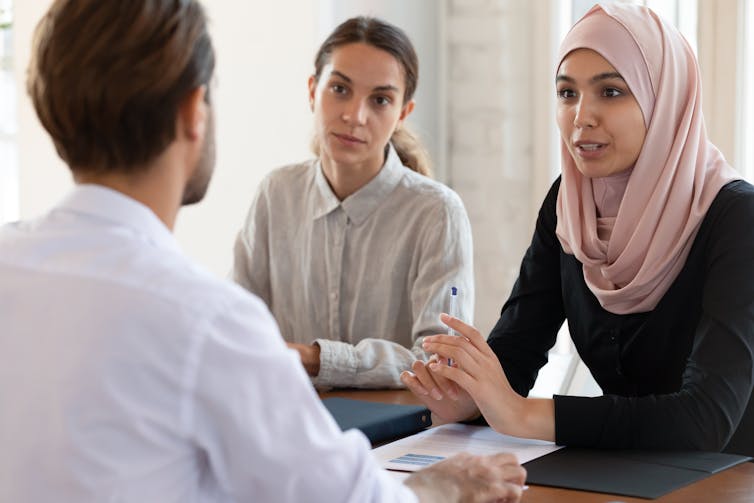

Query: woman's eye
left=373, top=95, right=392, bottom=107
left=603, top=87, right=623, bottom=97
left=331, top=84, right=347, bottom=94
left=557, top=88, right=576, bottom=99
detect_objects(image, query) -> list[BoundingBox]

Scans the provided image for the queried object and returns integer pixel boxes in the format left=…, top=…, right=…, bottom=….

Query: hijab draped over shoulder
left=555, top=3, right=740, bottom=314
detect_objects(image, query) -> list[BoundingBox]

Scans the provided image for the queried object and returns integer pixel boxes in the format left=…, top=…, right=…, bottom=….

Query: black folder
left=523, top=447, right=751, bottom=499
left=322, top=397, right=431, bottom=444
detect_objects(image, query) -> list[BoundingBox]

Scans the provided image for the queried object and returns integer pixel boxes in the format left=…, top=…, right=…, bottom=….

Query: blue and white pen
left=447, top=286, right=458, bottom=366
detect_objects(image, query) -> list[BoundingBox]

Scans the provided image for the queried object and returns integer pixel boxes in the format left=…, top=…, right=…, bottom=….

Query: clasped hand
left=401, top=314, right=552, bottom=440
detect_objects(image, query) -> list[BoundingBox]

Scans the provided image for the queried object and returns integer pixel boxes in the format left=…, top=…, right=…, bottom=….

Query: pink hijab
left=555, top=3, right=740, bottom=314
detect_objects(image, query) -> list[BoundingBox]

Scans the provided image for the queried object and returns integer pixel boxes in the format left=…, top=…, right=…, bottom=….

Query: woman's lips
left=332, top=132, right=366, bottom=146
left=574, top=141, right=607, bottom=159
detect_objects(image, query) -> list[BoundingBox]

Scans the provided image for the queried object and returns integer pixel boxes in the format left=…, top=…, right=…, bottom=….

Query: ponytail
left=390, top=127, right=432, bottom=177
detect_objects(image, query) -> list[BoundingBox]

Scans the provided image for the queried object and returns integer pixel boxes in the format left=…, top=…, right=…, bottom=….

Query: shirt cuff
left=311, top=339, right=358, bottom=388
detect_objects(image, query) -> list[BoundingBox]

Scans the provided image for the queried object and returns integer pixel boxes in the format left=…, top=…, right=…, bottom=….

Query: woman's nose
left=573, top=97, right=598, bottom=129
left=341, top=99, right=367, bottom=125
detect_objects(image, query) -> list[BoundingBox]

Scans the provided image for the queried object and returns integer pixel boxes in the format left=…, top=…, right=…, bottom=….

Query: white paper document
left=373, top=423, right=562, bottom=472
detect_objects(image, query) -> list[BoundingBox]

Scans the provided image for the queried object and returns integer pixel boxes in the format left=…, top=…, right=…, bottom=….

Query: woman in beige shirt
left=233, top=16, right=474, bottom=389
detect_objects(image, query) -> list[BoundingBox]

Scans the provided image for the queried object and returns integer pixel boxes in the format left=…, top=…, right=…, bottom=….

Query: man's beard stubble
left=182, top=111, right=216, bottom=206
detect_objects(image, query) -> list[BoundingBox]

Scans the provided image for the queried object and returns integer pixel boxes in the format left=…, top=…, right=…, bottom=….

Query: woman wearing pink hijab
left=402, top=2, right=754, bottom=456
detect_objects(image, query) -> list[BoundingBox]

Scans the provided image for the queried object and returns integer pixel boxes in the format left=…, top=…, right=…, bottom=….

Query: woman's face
left=556, top=48, right=646, bottom=178
left=309, top=42, right=414, bottom=171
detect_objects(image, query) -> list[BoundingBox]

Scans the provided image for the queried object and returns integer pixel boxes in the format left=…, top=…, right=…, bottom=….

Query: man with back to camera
left=0, top=1, right=526, bottom=501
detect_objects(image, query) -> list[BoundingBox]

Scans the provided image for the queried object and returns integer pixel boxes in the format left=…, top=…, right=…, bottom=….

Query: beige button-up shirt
left=233, top=146, right=474, bottom=388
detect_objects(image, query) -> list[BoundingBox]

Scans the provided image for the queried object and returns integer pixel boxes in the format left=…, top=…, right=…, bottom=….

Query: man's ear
left=179, top=86, right=208, bottom=142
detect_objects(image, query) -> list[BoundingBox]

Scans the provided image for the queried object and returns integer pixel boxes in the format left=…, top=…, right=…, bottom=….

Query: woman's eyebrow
left=590, top=71, right=624, bottom=83
left=373, top=84, right=399, bottom=93
left=330, top=69, right=399, bottom=93
left=330, top=70, right=352, bottom=82
left=556, top=72, right=625, bottom=84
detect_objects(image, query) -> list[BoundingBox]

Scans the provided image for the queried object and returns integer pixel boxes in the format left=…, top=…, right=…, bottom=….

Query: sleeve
left=554, top=188, right=754, bottom=452
left=312, top=192, right=475, bottom=389
left=231, top=177, right=272, bottom=306
left=487, top=179, right=566, bottom=397
left=185, top=295, right=417, bottom=503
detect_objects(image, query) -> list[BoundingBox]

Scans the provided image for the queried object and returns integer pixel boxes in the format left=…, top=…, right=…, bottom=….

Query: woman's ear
left=307, top=75, right=317, bottom=112
left=179, top=85, right=209, bottom=142
left=397, top=99, right=415, bottom=127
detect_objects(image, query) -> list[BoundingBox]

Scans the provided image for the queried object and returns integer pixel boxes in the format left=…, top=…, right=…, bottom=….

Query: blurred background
left=2, top=0, right=752, bottom=396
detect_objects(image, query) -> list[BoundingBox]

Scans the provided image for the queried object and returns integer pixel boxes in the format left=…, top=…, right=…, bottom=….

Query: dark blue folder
left=322, top=397, right=431, bottom=444
left=523, top=447, right=751, bottom=499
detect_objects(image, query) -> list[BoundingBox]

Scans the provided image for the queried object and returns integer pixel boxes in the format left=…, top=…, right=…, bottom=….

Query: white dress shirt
left=233, top=145, right=474, bottom=388
left=0, top=185, right=416, bottom=503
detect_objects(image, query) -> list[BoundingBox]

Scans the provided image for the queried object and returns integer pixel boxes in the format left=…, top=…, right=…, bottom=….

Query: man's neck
left=73, top=159, right=183, bottom=231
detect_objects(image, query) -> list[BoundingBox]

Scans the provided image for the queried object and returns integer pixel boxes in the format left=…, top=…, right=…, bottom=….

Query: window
left=0, top=0, right=17, bottom=225
left=739, top=0, right=754, bottom=180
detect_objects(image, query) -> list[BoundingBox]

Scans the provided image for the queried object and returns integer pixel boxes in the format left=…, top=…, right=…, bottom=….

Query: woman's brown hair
left=27, top=0, right=215, bottom=173
left=312, top=16, right=431, bottom=177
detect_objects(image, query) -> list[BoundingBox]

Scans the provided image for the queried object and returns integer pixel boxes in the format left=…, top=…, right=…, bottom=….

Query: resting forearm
left=519, top=397, right=556, bottom=442
left=483, top=394, right=555, bottom=442
left=314, top=338, right=425, bottom=388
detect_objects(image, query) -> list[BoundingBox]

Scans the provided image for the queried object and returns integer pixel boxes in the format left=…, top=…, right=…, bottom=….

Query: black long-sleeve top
left=488, top=178, right=754, bottom=456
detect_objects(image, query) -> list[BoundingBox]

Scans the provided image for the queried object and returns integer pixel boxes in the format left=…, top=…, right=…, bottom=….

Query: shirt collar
left=312, top=161, right=341, bottom=220
left=311, top=143, right=406, bottom=225
left=55, top=184, right=182, bottom=254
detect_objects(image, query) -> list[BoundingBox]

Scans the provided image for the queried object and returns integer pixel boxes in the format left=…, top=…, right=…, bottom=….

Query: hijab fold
left=555, top=3, right=740, bottom=314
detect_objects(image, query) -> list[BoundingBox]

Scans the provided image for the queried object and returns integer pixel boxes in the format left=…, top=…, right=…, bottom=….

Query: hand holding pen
left=447, top=286, right=458, bottom=366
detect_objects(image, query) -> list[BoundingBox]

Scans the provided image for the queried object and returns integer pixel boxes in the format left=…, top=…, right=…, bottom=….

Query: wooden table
left=321, top=389, right=754, bottom=502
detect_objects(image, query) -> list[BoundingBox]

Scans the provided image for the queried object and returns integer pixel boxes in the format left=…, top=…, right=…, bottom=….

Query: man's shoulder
left=111, top=246, right=282, bottom=351
left=1, top=223, right=279, bottom=349
left=161, top=262, right=284, bottom=353
left=142, top=248, right=270, bottom=321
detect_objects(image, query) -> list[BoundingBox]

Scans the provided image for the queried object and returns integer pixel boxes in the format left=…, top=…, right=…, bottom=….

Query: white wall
left=175, top=1, right=314, bottom=275
left=13, top=0, right=316, bottom=277
left=14, top=0, right=69, bottom=223
left=1, top=12, right=18, bottom=225
left=446, top=0, right=560, bottom=334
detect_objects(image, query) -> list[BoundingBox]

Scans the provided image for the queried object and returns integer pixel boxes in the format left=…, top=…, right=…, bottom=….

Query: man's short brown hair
left=28, top=0, right=215, bottom=173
